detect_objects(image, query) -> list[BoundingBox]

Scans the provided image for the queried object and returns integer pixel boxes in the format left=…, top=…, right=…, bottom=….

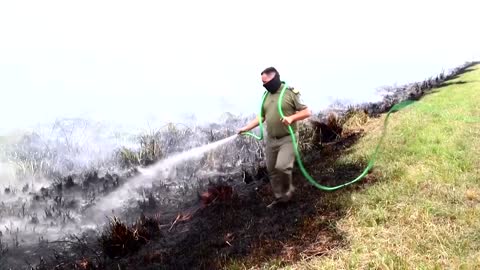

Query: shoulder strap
left=288, top=86, right=299, bottom=94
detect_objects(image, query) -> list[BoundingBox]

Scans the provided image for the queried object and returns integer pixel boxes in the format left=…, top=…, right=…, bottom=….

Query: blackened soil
left=74, top=132, right=371, bottom=270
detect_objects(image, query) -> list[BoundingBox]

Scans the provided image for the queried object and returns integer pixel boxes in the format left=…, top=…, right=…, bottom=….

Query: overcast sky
left=1, top=0, right=479, bottom=134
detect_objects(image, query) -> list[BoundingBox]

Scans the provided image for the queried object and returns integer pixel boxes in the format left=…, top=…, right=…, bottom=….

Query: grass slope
left=288, top=65, right=480, bottom=269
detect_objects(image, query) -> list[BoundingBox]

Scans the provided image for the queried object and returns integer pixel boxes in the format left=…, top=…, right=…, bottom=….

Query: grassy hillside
left=286, top=65, right=480, bottom=269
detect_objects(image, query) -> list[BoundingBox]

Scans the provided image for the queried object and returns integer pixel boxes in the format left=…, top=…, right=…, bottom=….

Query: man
left=238, top=67, right=312, bottom=208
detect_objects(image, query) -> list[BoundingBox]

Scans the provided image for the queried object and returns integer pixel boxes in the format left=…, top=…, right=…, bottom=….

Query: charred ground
left=0, top=62, right=478, bottom=270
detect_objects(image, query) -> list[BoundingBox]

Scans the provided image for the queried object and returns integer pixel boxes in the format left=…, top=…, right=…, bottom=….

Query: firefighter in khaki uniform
left=238, top=67, right=312, bottom=208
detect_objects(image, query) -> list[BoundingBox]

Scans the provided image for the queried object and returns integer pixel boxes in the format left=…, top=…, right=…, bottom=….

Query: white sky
left=1, top=0, right=479, bottom=134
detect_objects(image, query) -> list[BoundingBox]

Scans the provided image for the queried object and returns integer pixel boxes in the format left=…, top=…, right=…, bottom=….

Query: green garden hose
left=242, top=84, right=415, bottom=191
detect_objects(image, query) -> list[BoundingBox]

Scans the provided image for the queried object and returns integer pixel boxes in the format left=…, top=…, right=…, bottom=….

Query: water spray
left=91, top=134, right=238, bottom=215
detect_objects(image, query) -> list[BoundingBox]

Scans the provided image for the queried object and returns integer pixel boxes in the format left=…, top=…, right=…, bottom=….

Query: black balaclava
left=261, top=67, right=282, bottom=93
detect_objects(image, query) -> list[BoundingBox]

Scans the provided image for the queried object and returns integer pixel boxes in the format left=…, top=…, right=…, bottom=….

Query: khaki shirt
left=261, top=83, right=307, bottom=138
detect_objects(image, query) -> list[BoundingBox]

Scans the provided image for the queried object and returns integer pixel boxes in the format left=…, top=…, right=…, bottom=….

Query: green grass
left=289, top=66, right=480, bottom=269
left=224, top=65, right=480, bottom=270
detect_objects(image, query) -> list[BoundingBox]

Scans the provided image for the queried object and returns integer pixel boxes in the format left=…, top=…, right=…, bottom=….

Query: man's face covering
left=261, top=70, right=282, bottom=93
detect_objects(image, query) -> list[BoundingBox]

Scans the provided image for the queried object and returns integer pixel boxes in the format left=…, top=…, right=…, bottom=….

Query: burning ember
left=200, top=185, right=234, bottom=207
left=76, top=258, right=91, bottom=270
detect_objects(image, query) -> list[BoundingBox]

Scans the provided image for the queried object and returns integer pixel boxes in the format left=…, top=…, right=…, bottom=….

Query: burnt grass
left=17, top=131, right=370, bottom=270
left=1, top=61, right=478, bottom=270
left=111, top=135, right=366, bottom=270
left=0, top=121, right=369, bottom=270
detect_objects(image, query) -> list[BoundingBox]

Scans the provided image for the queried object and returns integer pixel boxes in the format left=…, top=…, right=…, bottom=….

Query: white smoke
left=0, top=115, right=244, bottom=251
left=0, top=162, right=16, bottom=186
left=88, top=134, right=238, bottom=221
left=1, top=118, right=139, bottom=178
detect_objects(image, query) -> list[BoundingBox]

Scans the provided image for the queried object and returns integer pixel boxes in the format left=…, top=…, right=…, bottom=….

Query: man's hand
left=281, top=116, right=294, bottom=126
left=237, top=126, right=250, bottom=134
left=282, top=108, right=312, bottom=126
left=237, top=116, right=262, bottom=134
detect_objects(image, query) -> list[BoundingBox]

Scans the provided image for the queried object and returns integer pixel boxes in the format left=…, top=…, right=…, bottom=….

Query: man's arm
left=282, top=89, right=312, bottom=125
left=291, top=107, right=312, bottom=122
left=282, top=107, right=311, bottom=125
left=237, top=115, right=265, bottom=134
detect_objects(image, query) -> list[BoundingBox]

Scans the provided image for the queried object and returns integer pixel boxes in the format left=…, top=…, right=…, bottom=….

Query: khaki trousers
left=265, top=134, right=296, bottom=199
